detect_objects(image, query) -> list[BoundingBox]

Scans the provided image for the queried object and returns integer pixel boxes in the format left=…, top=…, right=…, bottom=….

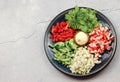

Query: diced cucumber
left=49, top=39, right=78, bottom=66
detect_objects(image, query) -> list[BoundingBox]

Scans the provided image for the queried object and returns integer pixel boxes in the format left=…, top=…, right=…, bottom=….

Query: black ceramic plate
left=44, top=7, right=117, bottom=77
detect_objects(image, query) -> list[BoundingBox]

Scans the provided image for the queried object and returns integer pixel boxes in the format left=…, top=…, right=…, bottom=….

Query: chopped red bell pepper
left=50, top=21, right=76, bottom=42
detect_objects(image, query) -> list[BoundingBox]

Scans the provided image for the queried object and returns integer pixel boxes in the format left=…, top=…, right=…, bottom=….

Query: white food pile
left=69, top=47, right=95, bottom=75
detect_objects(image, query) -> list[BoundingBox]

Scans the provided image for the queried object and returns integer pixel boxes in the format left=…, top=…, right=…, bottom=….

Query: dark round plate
left=44, top=7, right=117, bottom=77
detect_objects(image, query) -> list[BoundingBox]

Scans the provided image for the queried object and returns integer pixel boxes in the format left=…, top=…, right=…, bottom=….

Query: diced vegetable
left=50, top=39, right=78, bottom=66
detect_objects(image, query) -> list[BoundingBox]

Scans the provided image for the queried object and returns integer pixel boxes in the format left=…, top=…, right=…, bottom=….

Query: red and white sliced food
left=88, top=26, right=114, bottom=59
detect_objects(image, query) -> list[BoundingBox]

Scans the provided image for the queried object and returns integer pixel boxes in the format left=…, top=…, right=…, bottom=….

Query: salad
left=49, top=6, right=114, bottom=75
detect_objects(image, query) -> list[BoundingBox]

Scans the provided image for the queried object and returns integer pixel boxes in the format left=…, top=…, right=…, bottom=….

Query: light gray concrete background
left=0, top=0, right=119, bottom=82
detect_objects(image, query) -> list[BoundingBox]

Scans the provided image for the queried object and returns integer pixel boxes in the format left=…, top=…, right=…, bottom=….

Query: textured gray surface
left=0, top=0, right=119, bottom=82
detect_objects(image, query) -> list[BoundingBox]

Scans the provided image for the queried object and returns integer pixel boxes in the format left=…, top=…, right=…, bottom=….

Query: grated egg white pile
left=69, top=47, right=95, bottom=75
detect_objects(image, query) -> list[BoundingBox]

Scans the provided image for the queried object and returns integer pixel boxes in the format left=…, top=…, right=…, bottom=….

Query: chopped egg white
left=69, top=47, right=95, bottom=75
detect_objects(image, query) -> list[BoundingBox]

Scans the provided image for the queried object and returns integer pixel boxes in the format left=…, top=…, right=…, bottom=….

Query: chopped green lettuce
left=65, top=6, right=100, bottom=33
